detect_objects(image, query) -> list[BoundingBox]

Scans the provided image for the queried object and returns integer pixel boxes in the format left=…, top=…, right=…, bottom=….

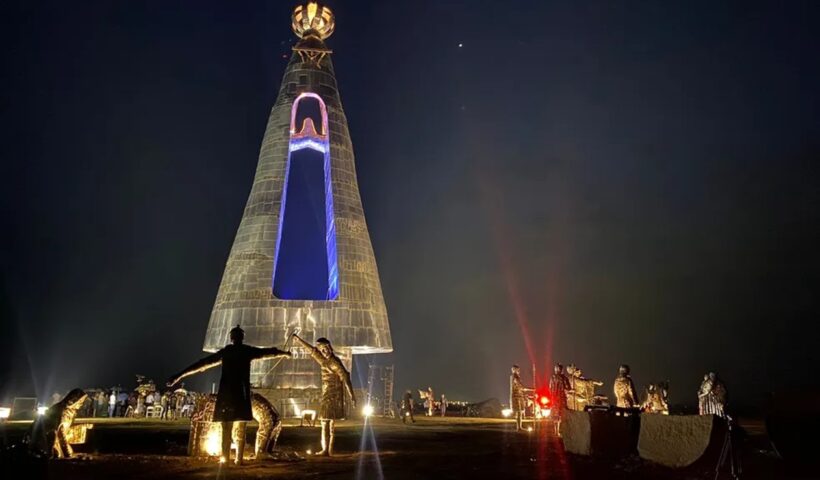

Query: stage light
left=37, top=406, right=48, bottom=416
left=501, top=408, right=512, bottom=418
left=205, top=427, right=222, bottom=456
left=362, top=404, right=374, bottom=417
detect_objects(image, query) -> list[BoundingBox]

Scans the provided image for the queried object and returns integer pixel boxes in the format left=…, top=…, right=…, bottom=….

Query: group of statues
left=30, top=328, right=732, bottom=462
left=31, top=325, right=356, bottom=463
left=167, top=325, right=355, bottom=464
left=509, top=362, right=729, bottom=435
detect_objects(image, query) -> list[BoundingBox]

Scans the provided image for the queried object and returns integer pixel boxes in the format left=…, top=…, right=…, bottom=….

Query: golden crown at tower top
left=292, top=2, right=335, bottom=40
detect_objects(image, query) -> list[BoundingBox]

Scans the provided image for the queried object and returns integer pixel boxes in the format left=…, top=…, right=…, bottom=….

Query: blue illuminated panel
left=271, top=93, right=338, bottom=301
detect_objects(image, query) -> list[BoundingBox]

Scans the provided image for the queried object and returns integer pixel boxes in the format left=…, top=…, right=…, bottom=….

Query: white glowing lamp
left=541, top=408, right=551, bottom=418
left=362, top=404, right=374, bottom=417
left=37, top=406, right=48, bottom=416
left=0, top=407, right=10, bottom=419
left=501, top=408, right=513, bottom=418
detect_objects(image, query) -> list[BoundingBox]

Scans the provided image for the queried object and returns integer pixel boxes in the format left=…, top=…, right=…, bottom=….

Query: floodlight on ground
left=37, top=406, right=48, bottom=416
left=501, top=408, right=512, bottom=418
left=204, top=425, right=222, bottom=456
left=362, top=404, right=374, bottom=417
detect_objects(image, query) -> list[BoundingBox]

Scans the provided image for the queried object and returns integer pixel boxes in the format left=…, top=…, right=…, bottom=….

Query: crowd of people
left=49, top=378, right=203, bottom=420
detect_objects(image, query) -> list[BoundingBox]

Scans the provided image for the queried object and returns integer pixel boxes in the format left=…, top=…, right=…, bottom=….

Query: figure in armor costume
left=566, top=364, right=604, bottom=411
left=613, top=364, right=639, bottom=409
left=292, top=334, right=356, bottom=456
left=509, top=365, right=534, bottom=431
left=167, top=325, right=291, bottom=465
left=697, top=372, right=727, bottom=418
left=548, top=363, right=571, bottom=436
left=641, top=382, right=669, bottom=415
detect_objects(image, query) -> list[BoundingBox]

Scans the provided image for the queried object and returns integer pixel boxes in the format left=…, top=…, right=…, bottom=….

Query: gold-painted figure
left=168, top=325, right=291, bottom=464
left=418, top=387, right=435, bottom=416
left=292, top=334, right=356, bottom=456
left=566, top=364, right=604, bottom=411
left=29, top=388, right=88, bottom=458
left=698, top=372, right=727, bottom=418
left=641, top=382, right=669, bottom=415
left=509, top=365, right=534, bottom=431
left=251, top=393, right=284, bottom=457
left=613, top=364, right=639, bottom=409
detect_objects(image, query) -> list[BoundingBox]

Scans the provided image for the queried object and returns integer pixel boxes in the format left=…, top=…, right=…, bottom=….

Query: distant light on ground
left=501, top=408, right=512, bottom=418
left=37, top=406, right=48, bottom=416
left=306, top=449, right=312, bottom=455
left=541, top=409, right=551, bottom=418
left=0, top=407, right=10, bottom=419
left=526, top=426, right=533, bottom=432
left=362, top=404, right=374, bottom=417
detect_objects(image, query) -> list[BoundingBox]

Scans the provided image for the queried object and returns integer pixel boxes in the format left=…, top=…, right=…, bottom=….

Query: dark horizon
left=1, top=0, right=819, bottom=409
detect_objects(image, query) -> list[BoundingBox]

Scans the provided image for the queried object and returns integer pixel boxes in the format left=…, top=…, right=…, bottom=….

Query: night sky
left=2, top=1, right=818, bottom=409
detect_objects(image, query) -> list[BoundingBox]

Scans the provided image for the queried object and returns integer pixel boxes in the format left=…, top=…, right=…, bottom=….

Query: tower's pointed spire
left=291, top=2, right=334, bottom=67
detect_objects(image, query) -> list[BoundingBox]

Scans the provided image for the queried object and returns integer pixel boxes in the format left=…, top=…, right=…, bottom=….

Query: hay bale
left=638, top=414, right=714, bottom=467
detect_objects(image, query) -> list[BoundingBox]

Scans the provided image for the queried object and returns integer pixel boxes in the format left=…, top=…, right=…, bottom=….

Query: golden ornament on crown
left=292, top=2, right=335, bottom=40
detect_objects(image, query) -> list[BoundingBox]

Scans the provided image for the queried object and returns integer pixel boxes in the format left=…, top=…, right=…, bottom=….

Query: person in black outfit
left=167, top=325, right=290, bottom=464
left=402, top=390, right=415, bottom=424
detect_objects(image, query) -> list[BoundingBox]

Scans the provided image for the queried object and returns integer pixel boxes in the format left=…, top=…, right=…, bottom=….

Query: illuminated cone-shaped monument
left=203, top=2, right=391, bottom=413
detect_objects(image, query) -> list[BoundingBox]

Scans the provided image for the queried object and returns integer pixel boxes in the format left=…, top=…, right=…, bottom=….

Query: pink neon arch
left=290, top=92, right=328, bottom=137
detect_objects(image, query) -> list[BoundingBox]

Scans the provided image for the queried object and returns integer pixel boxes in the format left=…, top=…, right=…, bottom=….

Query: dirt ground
left=0, top=416, right=807, bottom=479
